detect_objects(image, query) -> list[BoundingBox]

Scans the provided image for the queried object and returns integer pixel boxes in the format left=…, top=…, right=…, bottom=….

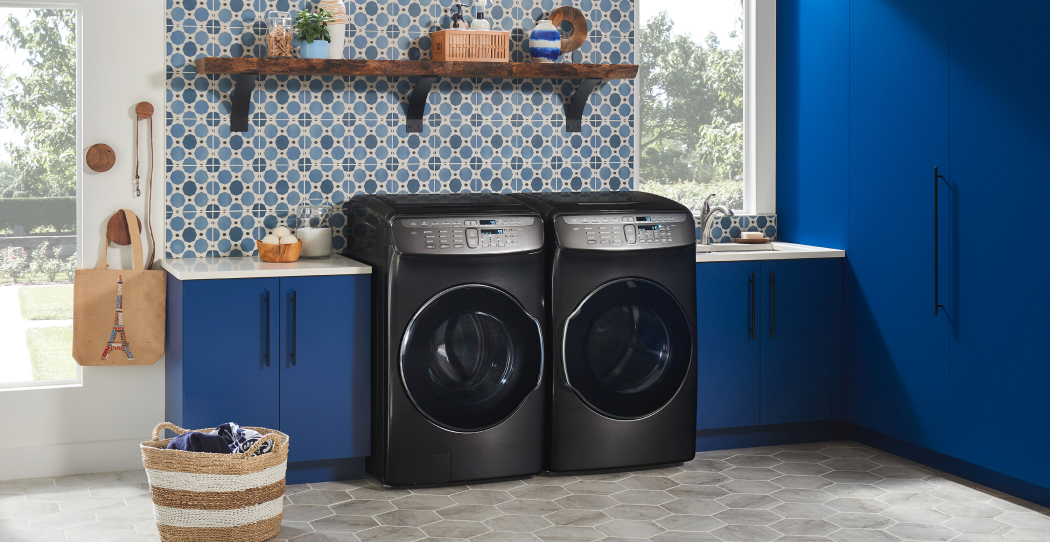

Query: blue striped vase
left=529, top=20, right=561, bottom=63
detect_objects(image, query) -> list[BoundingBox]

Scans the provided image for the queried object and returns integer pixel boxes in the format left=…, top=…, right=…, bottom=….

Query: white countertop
left=695, top=242, right=845, bottom=263
left=160, top=254, right=372, bottom=280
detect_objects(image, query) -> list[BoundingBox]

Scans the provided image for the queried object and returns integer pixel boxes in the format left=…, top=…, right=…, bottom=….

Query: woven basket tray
left=141, top=423, right=290, bottom=542
left=431, top=30, right=510, bottom=62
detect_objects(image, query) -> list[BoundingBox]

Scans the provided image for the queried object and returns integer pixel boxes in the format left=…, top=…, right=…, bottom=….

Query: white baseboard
left=0, top=438, right=145, bottom=481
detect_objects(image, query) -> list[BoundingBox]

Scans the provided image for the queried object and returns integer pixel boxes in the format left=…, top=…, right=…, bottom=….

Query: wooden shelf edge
left=194, top=57, right=638, bottom=80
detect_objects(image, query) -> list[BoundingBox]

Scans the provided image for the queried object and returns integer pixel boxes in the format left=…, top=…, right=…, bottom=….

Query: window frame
left=0, top=1, right=84, bottom=392
left=634, top=0, right=777, bottom=215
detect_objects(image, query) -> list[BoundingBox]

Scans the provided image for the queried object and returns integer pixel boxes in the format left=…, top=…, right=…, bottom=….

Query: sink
left=696, top=243, right=774, bottom=253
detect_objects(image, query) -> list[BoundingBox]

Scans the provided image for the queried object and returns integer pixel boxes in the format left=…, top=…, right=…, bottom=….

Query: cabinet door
left=280, top=275, right=371, bottom=463
left=761, top=260, right=832, bottom=424
left=846, top=0, right=951, bottom=452
left=181, top=278, right=281, bottom=430
left=948, top=0, right=1050, bottom=487
left=695, top=262, right=761, bottom=430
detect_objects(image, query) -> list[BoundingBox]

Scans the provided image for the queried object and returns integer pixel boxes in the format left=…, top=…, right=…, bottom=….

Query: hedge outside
left=0, top=197, right=76, bottom=233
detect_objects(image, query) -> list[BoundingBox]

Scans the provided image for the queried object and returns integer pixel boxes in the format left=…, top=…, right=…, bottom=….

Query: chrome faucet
left=697, top=193, right=734, bottom=246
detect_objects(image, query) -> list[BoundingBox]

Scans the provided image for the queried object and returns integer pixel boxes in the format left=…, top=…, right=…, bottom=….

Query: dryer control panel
left=555, top=213, right=695, bottom=251
left=392, top=216, right=544, bottom=255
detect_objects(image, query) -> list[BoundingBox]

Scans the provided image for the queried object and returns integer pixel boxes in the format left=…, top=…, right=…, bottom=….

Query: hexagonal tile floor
left=1, top=441, right=1048, bottom=541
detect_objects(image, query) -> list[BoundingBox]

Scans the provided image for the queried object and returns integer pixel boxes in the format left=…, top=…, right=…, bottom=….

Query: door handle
left=290, top=290, right=297, bottom=366
left=769, top=272, right=776, bottom=339
left=264, top=291, right=270, bottom=367
left=934, top=167, right=946, bottom=316
left=748, top=273, right=755, bottom=341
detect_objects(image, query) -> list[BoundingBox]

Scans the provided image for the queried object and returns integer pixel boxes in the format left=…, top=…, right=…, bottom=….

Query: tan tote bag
left=73, top=209, right=166, bottom=366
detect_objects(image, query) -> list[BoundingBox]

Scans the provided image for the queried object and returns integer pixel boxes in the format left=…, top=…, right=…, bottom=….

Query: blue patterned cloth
left=166, top=432, right=232, bottom=454
left=212, top=422, right=273, bottom=456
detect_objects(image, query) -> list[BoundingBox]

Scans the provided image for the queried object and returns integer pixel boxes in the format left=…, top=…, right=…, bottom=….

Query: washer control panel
left=393, top=216, right=543, bottom=255
left=555, top=213, right=694, bottom=250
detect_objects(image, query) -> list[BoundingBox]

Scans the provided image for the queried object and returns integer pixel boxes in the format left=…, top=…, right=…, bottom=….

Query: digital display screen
left=481, top=229, right=504, bottom=235
left=636, top=216, right=652, bottom=222
left=479, top=220, right=497, bottom=225
left=638, top=225, right=662, bottom=231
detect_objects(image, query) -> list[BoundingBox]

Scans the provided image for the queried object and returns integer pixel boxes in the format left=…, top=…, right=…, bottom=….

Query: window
left=0, top=6, right=80, bottom=390
left=637, top=0, right=775, bottom=214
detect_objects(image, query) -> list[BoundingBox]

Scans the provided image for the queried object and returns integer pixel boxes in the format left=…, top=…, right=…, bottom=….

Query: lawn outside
left=0, top=284, right=77, bottom=385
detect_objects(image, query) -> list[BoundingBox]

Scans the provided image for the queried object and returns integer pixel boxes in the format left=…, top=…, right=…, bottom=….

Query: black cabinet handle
left=769, top=272, right=776, bottom=339
left=748, top=273, right=755, bottom=341
left=290, top=290, right=297, bottom=366
left=934, top=167, right=946, bottom=316
left=264, top=291, right=270, bottom=367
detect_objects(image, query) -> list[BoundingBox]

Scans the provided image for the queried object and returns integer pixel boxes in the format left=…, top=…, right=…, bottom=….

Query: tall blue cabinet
left=946, top=0, right=1050, bottom=489
left=838, top=0, right=1050, bottom=495
left=846, top=0, right=951, bottom=454
left=165, top=265, right=371, bottom=483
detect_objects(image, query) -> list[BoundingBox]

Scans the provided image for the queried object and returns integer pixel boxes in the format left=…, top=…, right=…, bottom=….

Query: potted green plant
left=294, top=8, right=334, bottom=59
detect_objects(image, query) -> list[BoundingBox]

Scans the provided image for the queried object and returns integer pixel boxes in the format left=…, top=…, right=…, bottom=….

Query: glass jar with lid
left=265, top=11, right=293, bottom=58
left=295, top=204, right=333, bottom=259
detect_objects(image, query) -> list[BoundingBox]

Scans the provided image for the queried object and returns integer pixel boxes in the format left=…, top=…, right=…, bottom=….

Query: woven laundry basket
left=141, top=423, right=290, bottom=542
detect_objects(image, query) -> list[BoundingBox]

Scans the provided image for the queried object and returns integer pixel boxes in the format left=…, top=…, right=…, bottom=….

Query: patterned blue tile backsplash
left=694, top=215, right=778, bottom=244
left=165, top=0, right=637, bottom=258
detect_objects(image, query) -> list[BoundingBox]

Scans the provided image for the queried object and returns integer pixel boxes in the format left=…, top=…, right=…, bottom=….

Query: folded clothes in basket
left=163, top=422, right=274, bottom=455
left=214, top=422, right=274, bottom=456
left=166, top=431, right=232, bottom=454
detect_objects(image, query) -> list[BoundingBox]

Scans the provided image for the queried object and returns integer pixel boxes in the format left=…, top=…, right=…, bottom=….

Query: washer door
left=563, top=278, right=693, bottom=420
left=401, top=285, right=543, bottom=432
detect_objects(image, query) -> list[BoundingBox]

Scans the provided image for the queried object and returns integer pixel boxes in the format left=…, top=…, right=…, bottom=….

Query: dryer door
left=563, top=278, right=693, bottom=420
left=401, top=285, right=543, bottom=432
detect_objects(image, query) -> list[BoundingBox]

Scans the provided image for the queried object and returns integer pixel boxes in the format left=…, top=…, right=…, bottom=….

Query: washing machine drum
left=563, top=278, right=693, bottom=420
left=401, top=285, right=543, bottom=432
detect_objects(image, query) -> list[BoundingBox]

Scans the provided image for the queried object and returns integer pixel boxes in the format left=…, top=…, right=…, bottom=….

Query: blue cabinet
left=167, top=274, right=370, bottom=465
left=696, top=262, right=761, bottom=430
left=845, top=0, right=951, bottom=454
left=947, top=0, right=1050, bottom=489
left=761, top=259, right=832, bottom=424
left=696, top=259, right=834, bottom=430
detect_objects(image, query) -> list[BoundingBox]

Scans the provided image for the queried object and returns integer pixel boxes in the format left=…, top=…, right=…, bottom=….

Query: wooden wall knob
left=107, top=211, right=143, bottom=246
left=135, top=101, right=155, bottom=119
left=549, top=7, right=588, bottom=53
left=86, top=143, right=116, bottom=172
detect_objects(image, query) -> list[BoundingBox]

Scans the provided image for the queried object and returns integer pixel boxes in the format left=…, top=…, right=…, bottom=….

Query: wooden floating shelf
left=193, top=58, right=639, bottom=133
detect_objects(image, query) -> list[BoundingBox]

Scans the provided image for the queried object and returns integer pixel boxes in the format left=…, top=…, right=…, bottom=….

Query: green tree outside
left=638, top=8, right=744, bottom=210
left=0, top=8, right=77, bottom=198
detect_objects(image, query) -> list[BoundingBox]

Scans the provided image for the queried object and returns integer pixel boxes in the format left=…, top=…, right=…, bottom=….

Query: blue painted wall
left=775, top=0, right=849, bottom=250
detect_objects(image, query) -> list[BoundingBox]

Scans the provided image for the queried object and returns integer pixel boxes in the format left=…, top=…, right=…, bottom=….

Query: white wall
left=0, top=0, right=166, bottom=480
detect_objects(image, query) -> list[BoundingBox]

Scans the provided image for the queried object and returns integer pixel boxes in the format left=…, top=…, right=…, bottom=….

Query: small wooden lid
left=85, top=143, right=116, bottom=172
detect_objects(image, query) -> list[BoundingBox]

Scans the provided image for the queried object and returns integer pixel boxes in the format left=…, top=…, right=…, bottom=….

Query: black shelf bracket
left=406, top=75, right=439, bottom=133
left=231, top=73, right=257, bottom=133
left=565, top=78, right=602, bottom=133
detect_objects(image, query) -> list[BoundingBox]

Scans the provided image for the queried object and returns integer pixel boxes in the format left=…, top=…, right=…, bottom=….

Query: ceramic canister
left=529, top=20, right=561, bottom=63
left=319, top=0, right=347, bottom=59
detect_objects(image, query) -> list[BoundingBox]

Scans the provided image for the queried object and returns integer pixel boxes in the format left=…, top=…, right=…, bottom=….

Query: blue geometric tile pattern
left=694, top=215, right=778, bottom=244
left=166, top=0, right=636, bottom=258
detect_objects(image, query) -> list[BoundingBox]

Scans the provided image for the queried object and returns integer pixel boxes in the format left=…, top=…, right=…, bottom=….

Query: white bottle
left=470, top=11, right=491, bottom=31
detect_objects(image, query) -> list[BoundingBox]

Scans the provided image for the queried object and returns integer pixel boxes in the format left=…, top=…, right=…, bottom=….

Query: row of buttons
left=565, top=215, right=684, bottom=225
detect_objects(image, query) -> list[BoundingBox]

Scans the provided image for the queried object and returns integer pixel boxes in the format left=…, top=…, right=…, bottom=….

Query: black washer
left=401, top=285, right=543, bottom=432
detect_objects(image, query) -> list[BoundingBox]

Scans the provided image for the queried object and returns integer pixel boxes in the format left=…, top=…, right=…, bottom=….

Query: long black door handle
left=934, top=167, right=946, bottom=316
left=748, top=273, right=755, bottom=341
left=264, top=291, right=270, bottom=367
left=769, top=272, right=776, bottom=339
left=290, top=290, right=297, bottom=366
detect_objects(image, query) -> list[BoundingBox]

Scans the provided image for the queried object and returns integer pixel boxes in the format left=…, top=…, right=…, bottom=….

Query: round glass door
left=563, top=278, right=693, bottom=419
left=401, top=285, right=543, bottom=432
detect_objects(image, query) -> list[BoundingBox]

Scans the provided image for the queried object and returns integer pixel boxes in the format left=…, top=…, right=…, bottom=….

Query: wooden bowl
left=257, top=239, right=302, bottom=262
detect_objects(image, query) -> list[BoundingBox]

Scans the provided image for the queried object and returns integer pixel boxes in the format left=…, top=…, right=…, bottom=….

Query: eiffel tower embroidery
left=100, top=275, right=134, bottom=361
